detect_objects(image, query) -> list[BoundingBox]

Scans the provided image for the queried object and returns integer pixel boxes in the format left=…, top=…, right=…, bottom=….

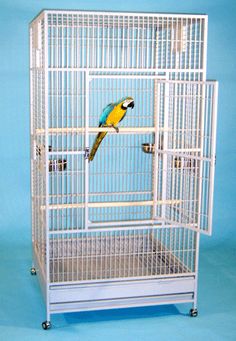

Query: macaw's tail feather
left=89, top=131, right=107, bottom=162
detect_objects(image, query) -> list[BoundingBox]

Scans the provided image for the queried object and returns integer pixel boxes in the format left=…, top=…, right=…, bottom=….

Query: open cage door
left=154, top=81, right=218, bottom=235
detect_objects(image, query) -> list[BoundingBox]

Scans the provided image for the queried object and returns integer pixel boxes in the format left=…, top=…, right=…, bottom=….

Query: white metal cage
left=30, top=10, right=218, bottom=329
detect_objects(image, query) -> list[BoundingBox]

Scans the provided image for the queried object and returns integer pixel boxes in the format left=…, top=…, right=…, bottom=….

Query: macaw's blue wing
left=99, top=103, right=115, bottom=126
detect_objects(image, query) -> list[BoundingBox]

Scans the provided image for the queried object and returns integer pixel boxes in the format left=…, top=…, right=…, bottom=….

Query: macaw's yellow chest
left=106, top=105, right=126, bottom=126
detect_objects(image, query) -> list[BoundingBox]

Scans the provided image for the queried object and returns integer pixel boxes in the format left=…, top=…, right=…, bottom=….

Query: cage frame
left=30, top=9, right=218, bottom=328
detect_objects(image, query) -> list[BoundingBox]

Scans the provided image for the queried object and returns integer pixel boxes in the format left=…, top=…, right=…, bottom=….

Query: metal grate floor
left=49, top=234, right=191, bottom=282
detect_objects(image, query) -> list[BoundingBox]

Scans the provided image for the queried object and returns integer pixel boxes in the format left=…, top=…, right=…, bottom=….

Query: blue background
left=0, top=0, right=235, bottom=340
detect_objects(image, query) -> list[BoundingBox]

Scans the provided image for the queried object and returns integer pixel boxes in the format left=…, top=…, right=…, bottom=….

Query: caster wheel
left=30, top=267, right=37, bottom=275
left=190, top=308, right=198, bottom=317
left=42, top=321, right=51, bottom=330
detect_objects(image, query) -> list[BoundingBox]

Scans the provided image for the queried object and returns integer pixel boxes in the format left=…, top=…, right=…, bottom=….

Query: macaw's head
left=121, top=97, right=135, bottom=110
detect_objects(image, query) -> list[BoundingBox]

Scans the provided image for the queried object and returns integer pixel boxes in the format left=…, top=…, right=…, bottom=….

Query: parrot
left=88, top=96, right=135, bottom=162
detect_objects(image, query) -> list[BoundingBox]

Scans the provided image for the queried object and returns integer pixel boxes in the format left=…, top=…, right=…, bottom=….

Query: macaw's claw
left=111, top=124, right=119, bottom=133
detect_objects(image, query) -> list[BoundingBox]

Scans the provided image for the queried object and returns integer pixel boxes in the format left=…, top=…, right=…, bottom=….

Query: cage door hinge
left=84, top=147, right=90, bottom=160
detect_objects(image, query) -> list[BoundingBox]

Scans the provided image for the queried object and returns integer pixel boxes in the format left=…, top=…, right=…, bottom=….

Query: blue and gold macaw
left=89, top=97, right=134, bottom=162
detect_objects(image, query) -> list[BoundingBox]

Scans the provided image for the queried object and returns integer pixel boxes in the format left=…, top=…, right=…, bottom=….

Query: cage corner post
left=84, top=69, right=90, bottom=230
left=43, top=10, right=52, bottom=330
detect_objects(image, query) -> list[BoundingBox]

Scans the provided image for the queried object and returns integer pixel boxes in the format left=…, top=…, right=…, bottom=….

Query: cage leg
left=190, top=299, right=198, bottom=317
left=190, top=236, right=200, bottom=318
left=42, top=309, right=52, bottom=330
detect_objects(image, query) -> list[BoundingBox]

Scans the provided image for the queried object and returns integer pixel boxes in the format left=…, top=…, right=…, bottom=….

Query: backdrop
left=0, top=0, right=235, bottom=339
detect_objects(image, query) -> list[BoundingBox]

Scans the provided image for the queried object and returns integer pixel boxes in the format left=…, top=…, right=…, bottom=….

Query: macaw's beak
left=128, top=101, right=135, bottom=109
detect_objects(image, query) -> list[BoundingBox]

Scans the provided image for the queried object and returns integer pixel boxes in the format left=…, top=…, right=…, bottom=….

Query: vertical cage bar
left=207, top=82, right=218, bottom=235
left=85, top=71, right=89, bottom=229
left=161, top=83, right=169, bottom=222
left=153, top=80, right=160, bottom=218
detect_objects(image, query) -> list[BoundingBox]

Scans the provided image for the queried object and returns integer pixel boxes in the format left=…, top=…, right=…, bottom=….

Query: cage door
left=157, top=81, right=218, bottom=235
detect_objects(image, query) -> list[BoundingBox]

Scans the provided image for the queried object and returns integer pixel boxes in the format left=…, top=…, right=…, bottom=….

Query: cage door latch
left=84, top=147, right=90, bottom=160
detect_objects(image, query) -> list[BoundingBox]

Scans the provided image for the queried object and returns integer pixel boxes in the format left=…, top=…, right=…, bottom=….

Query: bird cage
left=30, top=10, right=218, bottom=329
